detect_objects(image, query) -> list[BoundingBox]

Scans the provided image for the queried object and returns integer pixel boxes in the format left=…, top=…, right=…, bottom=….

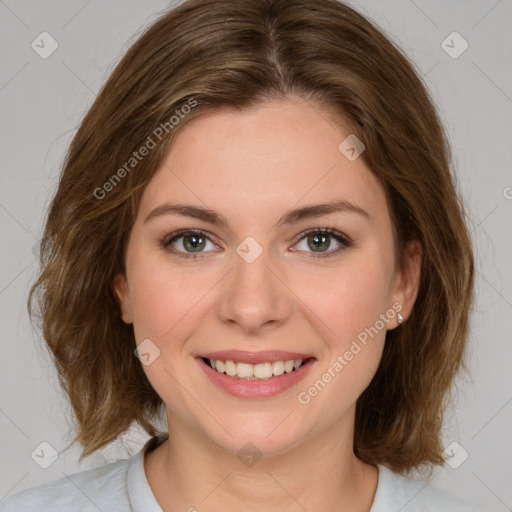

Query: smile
left=203, top=357, right=307, bottom=380
left=196, top=351, right=316, bottom=399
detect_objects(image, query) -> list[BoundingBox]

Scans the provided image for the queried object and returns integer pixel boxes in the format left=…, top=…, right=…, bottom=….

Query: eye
left=161, top=228, right=351, bottom=260
left=162, top=229, right=220, bottom=258
left=291, top=228, right=351, bottom=258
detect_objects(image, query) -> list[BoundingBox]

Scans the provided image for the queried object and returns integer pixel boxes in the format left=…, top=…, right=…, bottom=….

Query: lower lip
left=196, top=357, right=316, bottom=399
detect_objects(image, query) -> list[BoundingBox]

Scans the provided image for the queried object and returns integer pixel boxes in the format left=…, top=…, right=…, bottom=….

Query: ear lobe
left=391, top=240, right=422, bottom=327
left=112, top=273, right=133, bottom=324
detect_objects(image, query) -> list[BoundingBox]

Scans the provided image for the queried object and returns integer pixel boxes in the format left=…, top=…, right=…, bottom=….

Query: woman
left=0, top=0, right=475, bottom=510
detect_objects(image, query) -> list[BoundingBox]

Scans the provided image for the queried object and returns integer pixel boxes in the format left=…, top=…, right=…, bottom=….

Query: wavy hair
left=28, top=0, right=474, bottom=472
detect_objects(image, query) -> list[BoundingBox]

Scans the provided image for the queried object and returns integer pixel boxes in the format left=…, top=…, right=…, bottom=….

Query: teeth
left=271, top=361, right=284, bottom=376
left=254, top=362, right=272, bottom=379
left=284, top=360, right=294, bottom=372
left=236, top=362, right=254, bottom=378
left=225, top=360, right=237, bottom=376
left=207, top=358, right=306, bottom=380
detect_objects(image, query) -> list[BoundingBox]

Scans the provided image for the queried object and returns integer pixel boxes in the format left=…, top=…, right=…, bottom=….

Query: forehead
left=137, top=97, right=387, bottom=226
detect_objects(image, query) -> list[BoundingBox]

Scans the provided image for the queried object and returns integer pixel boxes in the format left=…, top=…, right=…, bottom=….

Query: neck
left=144, top=410, right=378, bottom=512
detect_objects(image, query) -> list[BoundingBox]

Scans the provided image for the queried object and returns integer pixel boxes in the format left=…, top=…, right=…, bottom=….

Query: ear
left=389, top=240, right=422, bottom=329
left=112, top=273, right=134, bottom=324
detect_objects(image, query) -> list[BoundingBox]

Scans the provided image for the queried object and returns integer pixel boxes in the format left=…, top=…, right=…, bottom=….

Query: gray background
left=0, top=1, right=511, bottom=510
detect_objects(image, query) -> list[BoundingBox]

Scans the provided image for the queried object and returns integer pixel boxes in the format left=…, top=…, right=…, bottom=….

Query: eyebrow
left=144, top=199, right=372, bottom=228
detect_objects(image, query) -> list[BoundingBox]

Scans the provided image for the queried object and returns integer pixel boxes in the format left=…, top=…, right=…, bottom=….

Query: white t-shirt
left=0, top=435, right=475, bottom=511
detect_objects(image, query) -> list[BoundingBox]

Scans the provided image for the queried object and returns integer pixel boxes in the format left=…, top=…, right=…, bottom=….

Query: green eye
left=161, top=228, right=351, bottom=259
left=163, top=230, right=218, bottom=257
left=292, top=229, right=351, bottom=258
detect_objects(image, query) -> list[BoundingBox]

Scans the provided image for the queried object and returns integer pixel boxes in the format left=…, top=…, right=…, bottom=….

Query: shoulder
left=372, top=465, right=475, bottom=512
left=0, top=456, right=132, bottom=512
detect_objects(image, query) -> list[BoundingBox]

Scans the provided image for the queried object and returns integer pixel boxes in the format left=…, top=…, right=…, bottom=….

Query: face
left=114, top=95, right=421, bottom=457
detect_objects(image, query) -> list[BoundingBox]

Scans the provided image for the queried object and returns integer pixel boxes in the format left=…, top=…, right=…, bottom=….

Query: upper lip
left=197, top=350, right=315, bottom=365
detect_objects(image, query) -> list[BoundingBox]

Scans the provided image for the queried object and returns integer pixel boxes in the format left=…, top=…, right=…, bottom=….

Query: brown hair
left=28, top=0, right=474, bottom=473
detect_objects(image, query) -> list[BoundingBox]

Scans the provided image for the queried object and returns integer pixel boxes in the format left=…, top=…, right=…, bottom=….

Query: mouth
left=201, top=356, right=311, bottom=380
left=195, top=351, right=316, bottom=399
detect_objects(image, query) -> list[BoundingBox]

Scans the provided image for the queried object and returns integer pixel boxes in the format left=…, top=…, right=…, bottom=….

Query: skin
left=114, top=95, right=422, bottom=512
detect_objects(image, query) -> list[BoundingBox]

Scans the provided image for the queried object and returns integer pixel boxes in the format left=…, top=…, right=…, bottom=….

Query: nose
left=216, top=245, right=293, bottom=336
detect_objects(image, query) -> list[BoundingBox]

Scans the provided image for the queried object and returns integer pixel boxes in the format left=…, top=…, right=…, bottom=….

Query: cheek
left=127, top=252, right=222, bottom=372
left=293, top=272, right=389, bottom=419
left=289, top=252, right=393, bottom=403
left=127, top=261, right=213, bottom=419
left=292, top=253, right=393, bottom=347
left=130, top=268, right=201, bottom=342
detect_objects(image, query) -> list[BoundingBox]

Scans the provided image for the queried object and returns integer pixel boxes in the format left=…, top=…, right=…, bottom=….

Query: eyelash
left=160, top=228, right=352, bottom=259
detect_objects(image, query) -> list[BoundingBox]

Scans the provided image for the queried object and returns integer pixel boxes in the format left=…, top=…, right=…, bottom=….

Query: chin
left=198, top=411, right=308, bottom=459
